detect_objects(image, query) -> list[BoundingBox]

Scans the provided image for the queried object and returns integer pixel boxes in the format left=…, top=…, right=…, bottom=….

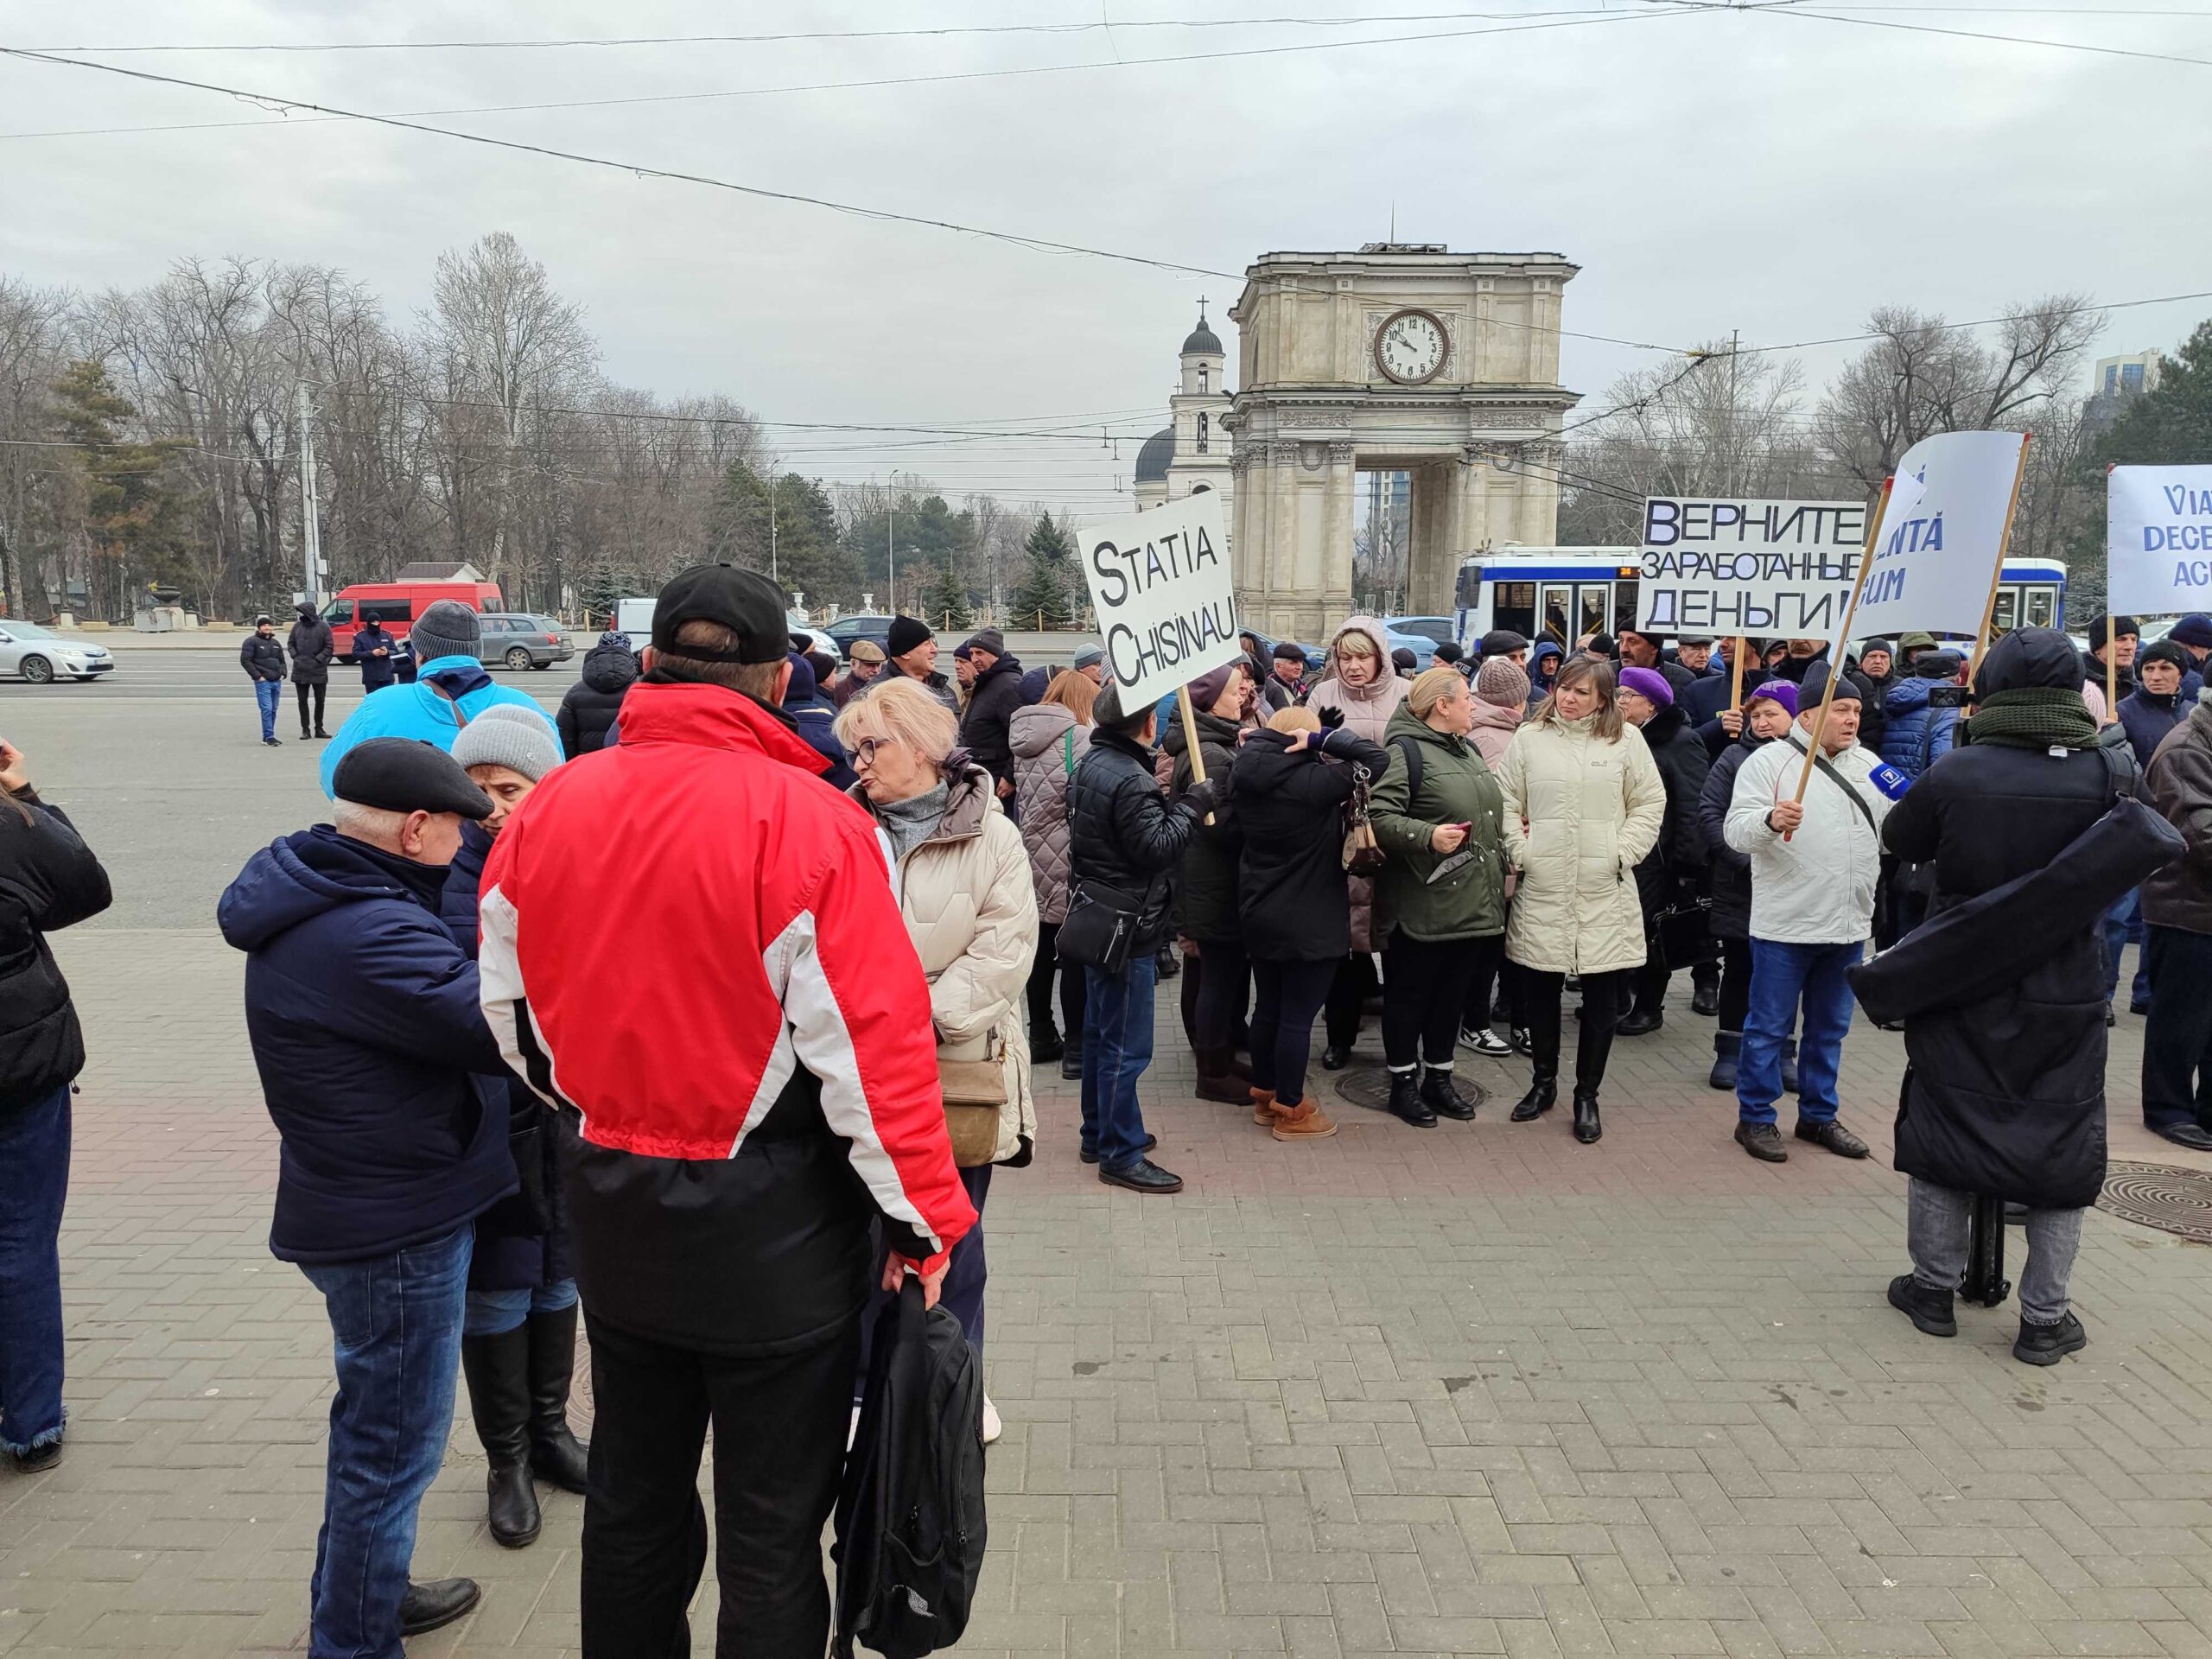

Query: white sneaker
left=980, top=1395, right=1002, bottom=1446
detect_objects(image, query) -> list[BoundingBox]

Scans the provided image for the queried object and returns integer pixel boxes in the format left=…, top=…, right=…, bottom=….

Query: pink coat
left=1467, top=699, right=1522, bottom=769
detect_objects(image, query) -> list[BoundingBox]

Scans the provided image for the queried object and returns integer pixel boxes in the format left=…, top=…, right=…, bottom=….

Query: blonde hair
left=1041, top=669, right=1098, bottom=725
left=1408, top=666, right=1468, bottom=717
left=1332, top=626, right=1378, bottom=660
left=1531, top=655, right=1624, bottom=741
left=1268, top=706, right=1321, bottom=734
left=833, top=674, right=959, bottom=763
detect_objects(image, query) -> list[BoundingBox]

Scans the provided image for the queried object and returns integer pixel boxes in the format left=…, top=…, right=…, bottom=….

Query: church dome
left=1180, top=311, right=1224, bottom=356
left=1135, top=426, right=1175, bottom=483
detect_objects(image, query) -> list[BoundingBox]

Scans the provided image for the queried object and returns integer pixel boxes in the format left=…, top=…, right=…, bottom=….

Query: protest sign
left=1635, top=498, right=1866, bottom=638
left=2108, top=465, right=2212, bottom=615
left=1075, top=490, right=1242, bottom=712
left=1847, top=429, right=2029, bottom=643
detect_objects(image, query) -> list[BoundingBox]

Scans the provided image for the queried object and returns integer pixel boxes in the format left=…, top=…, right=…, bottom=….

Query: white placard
left=1635, top=498, right=1866, bottom=637
left=2108, top=466, right=2212, bottom=614
left=1850, top=429, right=2027, bottom=640
left=1075, top=493, right=1243, bottom=710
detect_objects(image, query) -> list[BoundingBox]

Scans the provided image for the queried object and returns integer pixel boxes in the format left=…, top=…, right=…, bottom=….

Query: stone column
left=1323, top=442, right=1357, bottom=632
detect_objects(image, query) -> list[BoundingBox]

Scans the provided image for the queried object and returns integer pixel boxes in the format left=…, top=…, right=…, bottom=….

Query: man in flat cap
left=219, top=738, right=511, bottom=1651
left=829, top=637, right=886, bottom=708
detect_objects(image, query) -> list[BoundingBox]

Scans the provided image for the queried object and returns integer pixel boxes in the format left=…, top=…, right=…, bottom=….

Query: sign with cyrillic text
left=1849, top=429, right=2028, bottom=641
left=1076, top=491, right=1241, bottom=710
left=1635, top=498, right=1866, bottom=636
left=2108, top=466, right=2212, bottom=613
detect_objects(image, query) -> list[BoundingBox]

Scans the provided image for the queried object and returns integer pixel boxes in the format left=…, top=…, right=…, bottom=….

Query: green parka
left=1368, top=702, right=1508, bottom=943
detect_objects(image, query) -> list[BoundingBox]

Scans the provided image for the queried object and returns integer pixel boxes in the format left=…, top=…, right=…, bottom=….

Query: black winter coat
left=1874, top=729, right=2143, bottom=1209
left=1163, top=706, right=1245, bottom=944
left=1231, top=728, right=1390, bottom=961
left=351, top=622, right=400, bottom=690
left=2118, top=687, right=2186, bottom=769
left=1635, top=702, right=1713, bottom=916
left=0, top=791, right=111, bottom=1119
left=1067, top=726, right=1203, bottom=950
left=1682, top=664, right=1772, bottom=758
left=557, top=639, right=639, bottom=757
left=239, top=632, right=287, bottom=682
left=959, top=655, right=1026, bottom=791
left=288, top=608, right=335, bottom=686
left=1698, top=734, right=1772, bottom=942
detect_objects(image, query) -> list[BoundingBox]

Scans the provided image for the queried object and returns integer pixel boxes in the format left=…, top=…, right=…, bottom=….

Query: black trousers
left=579, top=1313, right=861, bottom=1659
left=1716, top=936, right=1753, bottom=1033
left=1383, top=933, right=1497, bottom=1069
left=1250, top=957, right=1338, bottom=1104
left=1026, top=922, right=1085, bottom=1045
left=2143, top=925, right=2212, bottom=1131
left=294, top=680, right=326, bottom=731
left=1518, top=967, right=1630, bottom=1094
left=1325, top=951, right=1377, bottom=1047
left=1191, top=938, right=1250, bottom=1054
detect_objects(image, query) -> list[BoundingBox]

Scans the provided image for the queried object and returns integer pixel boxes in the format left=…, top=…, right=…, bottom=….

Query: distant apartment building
left=2084, top=349, right=2164, bottom=433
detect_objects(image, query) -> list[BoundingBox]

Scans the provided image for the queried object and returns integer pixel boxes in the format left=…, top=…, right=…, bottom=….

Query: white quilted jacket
left=1497, top=715, right=1666, bottom=975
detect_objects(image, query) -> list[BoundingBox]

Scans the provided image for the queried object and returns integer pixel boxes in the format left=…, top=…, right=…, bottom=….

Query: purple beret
left=1747, top=680, right=1801, bottom=717
left=1617, top=665, right=1675, bottom=709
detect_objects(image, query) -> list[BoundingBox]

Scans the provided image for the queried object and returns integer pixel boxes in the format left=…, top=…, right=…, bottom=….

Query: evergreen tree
left=50, top=359, right=190, bottom=618
left=1009, top=510, right=1076, bottom=626
left=2073, top=321, right=2212, bottom=596
left=919, top=555, right=972, bottom=630
left=706, top=461, right=862, bottom=607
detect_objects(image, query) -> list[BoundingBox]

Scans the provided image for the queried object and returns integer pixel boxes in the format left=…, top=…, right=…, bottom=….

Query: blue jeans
left=2103, top=888, right=2151, bottom=1009
left=462, top=1277, right=578, bottom=1338
left=0, top=1085, right=71, bottom=1456
left=254, top=679, right=282, bottom=740
left=1083, top=951, right=1158, bottom=1172
left=1738, top=938, right=1862, bottom=1125
left=300, top=1226, right=473, bottom=1659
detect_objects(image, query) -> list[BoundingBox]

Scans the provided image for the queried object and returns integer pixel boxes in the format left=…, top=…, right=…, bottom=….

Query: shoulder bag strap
left=1062, top=728, right=1075, bottom=778
left=1808, top=748, right=1878, bottom=837
left=1391, top=733, right=1424, bottom=803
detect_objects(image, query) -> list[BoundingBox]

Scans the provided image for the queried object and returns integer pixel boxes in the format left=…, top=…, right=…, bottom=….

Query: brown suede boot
left=1271, top=1096, right=1338, bottom=1141
left=1195, top=1047, right=1251, bottom=1105
left=1250, top=1087, right=1278, bottom=1127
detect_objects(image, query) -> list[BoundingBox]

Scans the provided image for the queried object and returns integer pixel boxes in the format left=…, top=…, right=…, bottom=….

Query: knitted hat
left=783, top=652, right=821, bottom=707
left=1617, top=665, right=1675, bottom=708
left=886, top=616, right=932, bottom=659
left=1858, top=636, right=1896, bottom=659
left=1475, top=656, right=1530, bottom=709
left=1186, top=661, right=1240, bottom=711
left=1800, top=661, right=1863, bottom=705
left=254, top=613, right=273, bottom=626
left=2140, top=639, right=2191, bottom=675
left=1072, top=642, right=1104, bottom=670
left=595, top=630, right=627, bottom=650
left=450, top=704, right=563, bottom=782
left=963, top=627, right=1006, bottom=658
left=1747, top=680, right=1800, bottom=717
left=2089, top=614, right=2141, bottom=652
left=2167, top=613, right=2212, bottom=650
left=410, top=600, right=482, bottom=664
left=1432, top=640, right=1465, bottom=665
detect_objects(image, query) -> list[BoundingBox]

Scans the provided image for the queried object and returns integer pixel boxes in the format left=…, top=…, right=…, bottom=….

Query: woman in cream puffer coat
left=1495, top=655, right=1665, bottom=1146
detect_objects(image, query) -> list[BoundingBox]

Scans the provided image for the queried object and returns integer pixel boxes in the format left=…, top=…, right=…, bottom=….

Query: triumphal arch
left=1224, top=246, right=1581, bottom=638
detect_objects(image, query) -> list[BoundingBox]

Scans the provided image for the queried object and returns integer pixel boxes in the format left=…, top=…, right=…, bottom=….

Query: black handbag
left=1056, top=879, right=1147, bottom=975
left=1652, top=885, right=1721, bottom=972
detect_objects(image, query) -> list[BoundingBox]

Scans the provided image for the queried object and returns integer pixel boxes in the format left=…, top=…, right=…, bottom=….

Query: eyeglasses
left=853, top=736, right=887, bottom=767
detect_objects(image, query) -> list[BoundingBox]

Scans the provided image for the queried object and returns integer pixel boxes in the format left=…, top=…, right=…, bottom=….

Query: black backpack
left=833, top=1278, right=988, bottom=1659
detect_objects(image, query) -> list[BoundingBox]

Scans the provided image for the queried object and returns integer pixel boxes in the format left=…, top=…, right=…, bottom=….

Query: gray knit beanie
left=1475, top=656, right=1531, bottom=709
left=410, top=600, right=482, bottom=664
left=450, top=703, right=563, bottom=781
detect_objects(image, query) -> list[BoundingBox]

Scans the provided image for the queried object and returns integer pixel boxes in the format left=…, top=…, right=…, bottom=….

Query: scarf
left=1962, top=686, right=2100, bottom=751
left=875, top=781, right=950, bottom=864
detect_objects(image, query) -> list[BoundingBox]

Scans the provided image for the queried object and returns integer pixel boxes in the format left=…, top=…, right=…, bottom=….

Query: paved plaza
left=10, top=667, right=2212, bottom=1657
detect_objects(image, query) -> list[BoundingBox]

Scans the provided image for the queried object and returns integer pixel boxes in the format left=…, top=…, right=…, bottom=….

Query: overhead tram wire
left=1759, top=3, right=2212, bottom=67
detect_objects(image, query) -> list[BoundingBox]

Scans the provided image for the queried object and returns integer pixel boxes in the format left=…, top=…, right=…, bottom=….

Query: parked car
left=0, top=622, right=113, bottom=683
left=478, top=613, right=573, bottom=670
left=823, top=613, right=895, bottom=659
left=1380, top=614, right=1460, bottom=657
left=321, top=580, right=504, bottom=656
left=1241, top=626, right=1327, bottom=675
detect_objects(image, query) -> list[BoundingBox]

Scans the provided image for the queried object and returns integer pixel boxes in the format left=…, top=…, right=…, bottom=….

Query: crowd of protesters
left=16, top=578, right=2153, bottom=1651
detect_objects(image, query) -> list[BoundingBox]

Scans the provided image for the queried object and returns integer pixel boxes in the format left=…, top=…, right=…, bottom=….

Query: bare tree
left=0, top=279, right=73, bottom=614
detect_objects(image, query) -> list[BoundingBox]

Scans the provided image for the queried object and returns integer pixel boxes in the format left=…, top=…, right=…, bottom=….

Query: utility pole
left=887, top=503, right=896, bottom=614
left=1726, top=327, right=1741, bottom=499
left=296, top=383, right=323, bottom=604
left=769, top=472, right=779, bottom=585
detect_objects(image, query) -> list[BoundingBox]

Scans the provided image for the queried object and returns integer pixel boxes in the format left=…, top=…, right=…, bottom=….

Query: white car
left=0, top=622, right=113, bottom=683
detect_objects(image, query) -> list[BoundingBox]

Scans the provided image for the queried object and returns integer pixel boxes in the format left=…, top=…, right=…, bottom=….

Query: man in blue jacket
left=219, top=738, right=513, bottom=1654
left=321, top=601, right=559, bottom=797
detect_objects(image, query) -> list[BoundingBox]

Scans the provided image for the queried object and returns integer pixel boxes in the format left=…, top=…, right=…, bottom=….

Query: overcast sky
left=3, top=0, right=2207, bottom=522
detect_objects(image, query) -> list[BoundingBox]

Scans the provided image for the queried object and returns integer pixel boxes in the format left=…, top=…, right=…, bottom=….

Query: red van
left=321, top=581, right=503, bottom=656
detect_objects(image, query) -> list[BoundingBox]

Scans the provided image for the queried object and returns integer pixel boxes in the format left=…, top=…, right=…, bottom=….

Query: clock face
left=1375, top=309, right=1448, bottom=385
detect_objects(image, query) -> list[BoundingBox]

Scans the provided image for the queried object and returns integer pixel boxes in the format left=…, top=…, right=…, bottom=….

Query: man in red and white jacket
left=479, top=564, right=974, bottom=1659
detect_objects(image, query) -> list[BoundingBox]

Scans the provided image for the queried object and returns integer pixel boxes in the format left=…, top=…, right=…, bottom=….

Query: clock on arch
left=1373, top=308, right=1450, bottom=385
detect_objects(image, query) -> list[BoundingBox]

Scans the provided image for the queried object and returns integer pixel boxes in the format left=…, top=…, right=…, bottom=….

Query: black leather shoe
left=314, top=726, right=331, bottom=739
left=1154, top=950, right=1180, bottom=981
left=2105, top=1001, right=2116, bottom=1027
left=1320, top=1044, right=1354, bottom=1071
left=1614, top=1008, right=1662, bottom=1037
left=1100, top=1155, right=1183, bottom=1194
left=1060, top=1052, right=1083, bottom=1081
left=1734, top=1122, right=1789, bottom=1162
left=1690, top=982, right=1720, bottom=1017
left=1419, top=1068, right=1476, bottom=1122
left=1384, top=1071, right=1435, bottom=1128
left=526, top=1306, right=590, bottom=1496
left=2152, top=1122, right=2212, bottom=1152
left=10, top=1438, right=61, bottom=1473
left=400, top=1578, right=481, bottom=1637
left=1510, top=1078, right=1556, bottom=1122
left=2013, top=1311, right=2088, bottom=1366
left=1079, top=1133, right=1156, bottom=1166
left=1032, top=1028, right=1065, bottom=1064
left=1708, top=1033, right=1741, bottom=1092
left=461, top=1327, right=542, bottom=1548
left=1887, top=1273, right=1957, bottom=1338
left=1795, top=1119, right=1869, bottom=1159
left=1571, top=1090, right=1602, bottom=1144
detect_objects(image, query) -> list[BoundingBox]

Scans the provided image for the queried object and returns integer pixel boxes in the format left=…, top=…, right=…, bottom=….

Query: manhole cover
left=2099, top=1161, right=2212, bottom=1243
left=1334, top=1068, right=1488, bottom=1115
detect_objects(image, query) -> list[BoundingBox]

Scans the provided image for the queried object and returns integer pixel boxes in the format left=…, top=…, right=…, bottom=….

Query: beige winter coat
left=860, top=766, right=1039, bottom=1166
left=1306, top=617, right=1411, bottom=955
left=1497, top=714, right=1667, bottom=975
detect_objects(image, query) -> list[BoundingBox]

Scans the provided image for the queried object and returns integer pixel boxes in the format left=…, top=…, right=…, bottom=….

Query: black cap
left=1272, top=639, right=1306, bottom=663
left=1676, top=633, right=1715, bottom=648
left=650, top=563, right=791, bottom=664
left=332, top=738, right=493, bottom=819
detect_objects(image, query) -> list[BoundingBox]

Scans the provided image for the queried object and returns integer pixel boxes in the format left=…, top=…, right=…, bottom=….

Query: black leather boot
left=1572, top=1088, right=1603, bottom=1144
left=526, top=1305, right=591, bottom=1496
left=1513, top=996, right=1561, bottom=1122
left=1420, top=1065, right=1476, bottom=1121
left=461, top=1326, right=542, bottom=1548
left=1385, top=1068, right=1435, bottom=1127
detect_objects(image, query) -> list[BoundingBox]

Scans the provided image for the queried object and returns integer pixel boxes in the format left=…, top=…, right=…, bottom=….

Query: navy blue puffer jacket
left=219, top=825, right=515, bottom=1264
left=1882, top=668, right=1963, bottom=780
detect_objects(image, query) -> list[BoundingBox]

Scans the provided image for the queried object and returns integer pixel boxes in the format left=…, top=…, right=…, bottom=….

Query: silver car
left=0, top=622, right=113, bottom=683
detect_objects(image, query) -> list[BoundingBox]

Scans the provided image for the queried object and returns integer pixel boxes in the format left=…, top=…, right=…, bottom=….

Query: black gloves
left=1317, top=706, right=1345, bottom=730
left=1181, top=776, right=1224, bottom=819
